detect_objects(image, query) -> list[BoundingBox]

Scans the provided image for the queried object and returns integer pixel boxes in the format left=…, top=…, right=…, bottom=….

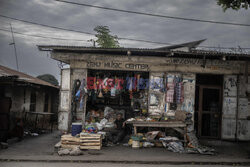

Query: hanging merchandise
left=111, top=85, right=116, bottom=97
left=79, top=78, right=86, bottom=110
left=126, top=76, right=133, bottom=99
left=175, top=82, right=184, bottom=103
left=137, top=74, right=140, bottom=91
left=133, top=74, right=137, bottom=91
left=102, top=77, right=109, bottom=93
left=166, top=80, right=175, bottom=103
left=166, top=75, right=184, bottom=104
left=98, top=90, right=103, bottom=98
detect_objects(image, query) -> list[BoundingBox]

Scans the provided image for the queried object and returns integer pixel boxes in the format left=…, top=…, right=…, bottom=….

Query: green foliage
left=37, top=74, right=59, bottom=86
left=94, top=26, right=120, bottom=48
left=217, top=0, right=250, bottom=11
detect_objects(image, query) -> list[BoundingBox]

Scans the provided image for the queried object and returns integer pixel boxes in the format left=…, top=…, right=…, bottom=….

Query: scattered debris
left=31, top=133, right=39, bottom=136
left=54, top=141, right=61, bottom=152
left=143, top=142, right=154, bottom=148
left=58, top=148, right=70, bottom=156
left=69, top=146, right=83, bottom=156
left=186, top=131, right=216, bottom=155
left=166, top=141, right=184, bottom=153
left=0, top=142, right=8, bottom=149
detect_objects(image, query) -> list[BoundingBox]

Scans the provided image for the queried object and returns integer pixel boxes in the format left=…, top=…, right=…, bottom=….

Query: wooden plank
left=80, top=133, right=101, bottom=137
left=80, top=146, right=101, bottom=150
left=172, top=127, right=184, bottom=135
left=80, top=139, right=102, bottom=142
left=80, top=137, right=101, bottom=140
left=80, top=139, right=101, bottom=143
left=80, top=143, right=101, bottom=146
left=61, top=141, right=80, bottom=145
left=61, top=135, right=80, bottom=142
left=61, top=144, right=79, bottom=149
left=54, top=141, right=61, bottom=148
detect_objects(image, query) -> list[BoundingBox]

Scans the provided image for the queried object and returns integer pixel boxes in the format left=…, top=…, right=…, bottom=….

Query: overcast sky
left=0, top=0, right=249, bottom=82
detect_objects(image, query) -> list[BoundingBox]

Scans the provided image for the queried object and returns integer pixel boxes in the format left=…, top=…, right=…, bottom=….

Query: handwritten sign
left=87, top=61, right=149, bottom=71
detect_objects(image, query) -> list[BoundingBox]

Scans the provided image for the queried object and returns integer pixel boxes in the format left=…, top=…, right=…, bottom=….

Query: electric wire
left=0, top=16, right=249, bottom=50
left=54, top=0, right=250, bottom=27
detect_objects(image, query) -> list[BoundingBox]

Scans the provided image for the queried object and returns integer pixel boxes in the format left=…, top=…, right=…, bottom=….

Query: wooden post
left=133, top=126, right=137, bottom=134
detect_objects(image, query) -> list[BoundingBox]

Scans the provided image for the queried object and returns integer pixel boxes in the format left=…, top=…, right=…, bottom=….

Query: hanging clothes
left=111, top=85, right=116, bottom=97
left=166, top=82, right=175, bottom=103
left=126, top=76, right=133, bottom=99
left=166, top=75, right=174, bottom=103
left=137, top=74, right=140, bottom=91
left=175, top=82, right=184, bottom=103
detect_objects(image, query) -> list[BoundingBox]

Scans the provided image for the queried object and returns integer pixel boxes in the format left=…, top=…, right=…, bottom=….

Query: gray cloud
left=0, top=0, right=249, bottom=81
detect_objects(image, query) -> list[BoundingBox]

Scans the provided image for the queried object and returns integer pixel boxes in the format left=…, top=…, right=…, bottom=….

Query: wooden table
left=126, top=121, right=187, bottom=145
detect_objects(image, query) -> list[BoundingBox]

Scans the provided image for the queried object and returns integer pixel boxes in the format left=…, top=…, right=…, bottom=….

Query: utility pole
left=9, top=23, right=19, bottom=71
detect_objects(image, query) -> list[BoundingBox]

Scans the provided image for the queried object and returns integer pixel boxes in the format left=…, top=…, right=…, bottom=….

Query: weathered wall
left=8, top=87, right=24, bottom=114
left=237, top=75, right=250, bottom=140
left=222, top=75, right=237, bottom=140
left=58, top=68, right=71, bottom=131
left=54, top=52, right=245, bottom=75
left=3, top=85, right=57, bottom=131
left=35, top=89, right=45, bottom=113
left=181, top=74, right=196, bottom=122
left=222, top=75, right=250, bottom=141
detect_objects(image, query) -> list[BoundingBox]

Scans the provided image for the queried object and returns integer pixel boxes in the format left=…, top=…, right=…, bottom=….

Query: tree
left=37, top=74, right=59, bottom=86
left=93, top=26, right=120, bottom=48
left=217, top=0, right=250, bottom=11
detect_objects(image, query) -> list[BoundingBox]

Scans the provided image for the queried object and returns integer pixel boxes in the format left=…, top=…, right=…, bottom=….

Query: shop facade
left=38, top=46, right=250, bottom=141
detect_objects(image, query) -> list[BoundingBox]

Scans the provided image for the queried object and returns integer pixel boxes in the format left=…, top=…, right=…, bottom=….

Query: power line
left=1, top=27, right=250, bottom=50
left=54, top=0, right=250, bottom=27
left=0, top=14, right=94, bottom=35
left=0, top=15, right=249, bottom=50
left=0, top=27, right=89, bottom=42
left=0, top=14, right=172, bottom=45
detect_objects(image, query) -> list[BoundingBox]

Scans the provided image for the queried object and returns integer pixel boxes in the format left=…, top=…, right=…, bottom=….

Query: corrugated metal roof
left=38, top=45, right=169, bottom=52
left=38, top=45, right=249, bottom=56
left=173, top=49, right=250, bottom=56
left=0, top=65, right=59, bottom=89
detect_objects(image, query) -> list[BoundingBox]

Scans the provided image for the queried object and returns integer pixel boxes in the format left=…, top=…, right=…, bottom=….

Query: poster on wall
left=237, top=120, right=250, bottom=141
left=222, top=118, right=236, bottom=139
left=238, top=98, right=249, bottom=119
left=150, top=76, right=164, bottom=91
left=223, top=97, right=237, bottom=117
left=224, top=75, right=237, bottom=97
left=149, top=93, right=160, bottom=106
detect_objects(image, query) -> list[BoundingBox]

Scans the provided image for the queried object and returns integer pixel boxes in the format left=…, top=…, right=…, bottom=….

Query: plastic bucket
left=71, top=122, right=82, bottom=136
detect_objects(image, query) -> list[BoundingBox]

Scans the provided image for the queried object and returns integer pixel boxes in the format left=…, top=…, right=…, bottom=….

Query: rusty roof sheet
left=0, top=65, right=59, bottom=89
left=38, top=45, right=249, bottom=56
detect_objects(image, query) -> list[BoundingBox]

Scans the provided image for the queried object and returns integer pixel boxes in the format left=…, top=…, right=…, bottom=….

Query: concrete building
left=38, top=40, right=250, bottom=141
left=0, top=65, right=59, bottom=142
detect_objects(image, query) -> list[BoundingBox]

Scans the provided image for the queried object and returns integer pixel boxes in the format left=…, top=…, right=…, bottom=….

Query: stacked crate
left=80, top=133, right=102, bottom=150
left=61, top=134, right=80, bottom=149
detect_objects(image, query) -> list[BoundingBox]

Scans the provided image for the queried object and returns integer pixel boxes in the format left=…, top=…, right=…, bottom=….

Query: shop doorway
left=195, top=74, right=223, bottom=139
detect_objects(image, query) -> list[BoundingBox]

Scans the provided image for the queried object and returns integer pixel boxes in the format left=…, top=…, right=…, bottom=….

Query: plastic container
left=71, top=122, right=82, bottom=136
left=131, top=135, right=142, bottom=141
left=132, top=140, right=140, bottom=149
